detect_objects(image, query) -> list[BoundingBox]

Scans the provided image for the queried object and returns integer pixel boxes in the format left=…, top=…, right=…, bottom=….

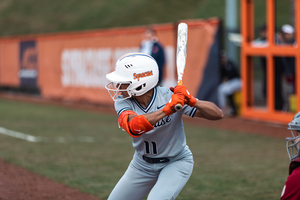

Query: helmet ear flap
left=132, top=83, right=147, bottom=95
left=137, top=83, right=146, bottom=90
left=135, top=85, right=143, bottom=91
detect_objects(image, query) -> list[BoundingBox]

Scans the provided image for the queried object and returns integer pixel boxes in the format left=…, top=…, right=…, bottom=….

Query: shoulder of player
left=114, top=98, right=132, bottom=106
left=286, top=164, right=300, bottom=185
left=156, top=86, right=171, bottom=92
left=156, top=86, right=173, bottom=96
left=114, top=98, right=134, bottom=115
left=289, top=158, right=300, bottom=175
left=292, top=165, right=300, bottom=177
left=285, top=167, right=300, bottom=190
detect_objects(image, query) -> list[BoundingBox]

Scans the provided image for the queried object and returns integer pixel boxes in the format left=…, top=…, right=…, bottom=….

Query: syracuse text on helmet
left=133, top=70, right=153, bottom=81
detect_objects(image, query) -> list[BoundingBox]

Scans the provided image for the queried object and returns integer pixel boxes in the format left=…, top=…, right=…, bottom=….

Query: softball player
left=281, top=111, right=300, bottom=199
left=105, top=52, right=223, bottom=200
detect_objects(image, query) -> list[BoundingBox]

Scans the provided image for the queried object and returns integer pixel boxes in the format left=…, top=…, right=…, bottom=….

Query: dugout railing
left=241, top=0, right=300, bottom=124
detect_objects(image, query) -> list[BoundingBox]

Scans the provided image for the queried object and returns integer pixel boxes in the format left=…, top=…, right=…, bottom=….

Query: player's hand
left=162, top=93, right=185, bottom=116
left=170, top=85, right=197, bottom=107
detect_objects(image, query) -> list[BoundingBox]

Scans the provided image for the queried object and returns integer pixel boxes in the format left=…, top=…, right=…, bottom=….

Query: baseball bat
left=174, top=22, right=188, bottom=111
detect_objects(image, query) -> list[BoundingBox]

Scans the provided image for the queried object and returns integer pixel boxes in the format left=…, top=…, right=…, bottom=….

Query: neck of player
left=134, top=89, right=154, bottom=108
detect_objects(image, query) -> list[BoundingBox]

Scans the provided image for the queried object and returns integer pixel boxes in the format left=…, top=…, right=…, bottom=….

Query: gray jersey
left=115, top=86, right=197, bottom=158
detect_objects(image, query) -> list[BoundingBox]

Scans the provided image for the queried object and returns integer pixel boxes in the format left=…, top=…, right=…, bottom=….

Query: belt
left=142, top=155, right=170, bottom=164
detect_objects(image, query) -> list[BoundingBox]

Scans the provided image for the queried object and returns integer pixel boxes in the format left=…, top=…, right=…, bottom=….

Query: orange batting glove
left=170, top=85, right=197, bottom=107
left=162, top=93, right=185, bottom=116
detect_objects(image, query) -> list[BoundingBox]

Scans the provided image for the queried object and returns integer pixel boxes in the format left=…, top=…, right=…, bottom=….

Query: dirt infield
left=0, top=160, right=100, bottom=200
left=0, top=92, right=291, bottom=200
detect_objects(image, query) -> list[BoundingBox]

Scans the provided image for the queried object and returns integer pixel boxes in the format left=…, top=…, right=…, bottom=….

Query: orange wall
left=0, top=19, right=220, bottom=106
left=0, top=40, right=20, bottom=86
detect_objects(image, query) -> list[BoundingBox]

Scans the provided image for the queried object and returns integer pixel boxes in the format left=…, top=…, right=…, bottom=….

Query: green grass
left=0, top=0, right=292, bottom=36
left=0, top=98, right=289, bottom=199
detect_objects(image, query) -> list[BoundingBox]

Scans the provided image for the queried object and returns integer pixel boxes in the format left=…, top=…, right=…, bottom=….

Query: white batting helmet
left=105, top=53, right=159, bottom=101
left=286, top=111, right=300, bottom=161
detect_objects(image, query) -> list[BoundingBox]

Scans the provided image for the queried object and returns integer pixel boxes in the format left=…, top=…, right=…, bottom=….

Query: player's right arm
left=118, top=110, right=165, bottom=138
left=127, top=110, right=166, bottom=126
left=118, top=110, right=151, bottom=138
left=118, top=93, right=185, bottom=138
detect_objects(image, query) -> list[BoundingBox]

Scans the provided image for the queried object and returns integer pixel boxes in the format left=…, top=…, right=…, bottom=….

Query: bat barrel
left=175, top=22, right=187, bottom=112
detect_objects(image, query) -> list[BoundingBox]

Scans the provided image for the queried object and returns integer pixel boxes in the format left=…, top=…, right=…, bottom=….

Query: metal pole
left=225, top=0, right=238, bottom=64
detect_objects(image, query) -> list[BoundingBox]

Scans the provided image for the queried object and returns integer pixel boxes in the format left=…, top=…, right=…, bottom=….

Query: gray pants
left=108, top=146, right=194, bottom=200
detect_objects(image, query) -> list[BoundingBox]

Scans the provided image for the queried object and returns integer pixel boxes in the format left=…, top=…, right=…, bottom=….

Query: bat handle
left=175, top=80, right=183, bottom=111
left=174, top=103, right=183, bottom=111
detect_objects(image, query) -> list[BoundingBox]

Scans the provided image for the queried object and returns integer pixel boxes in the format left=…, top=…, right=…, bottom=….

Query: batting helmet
left=286, top=111, right=300, bottom=161
left=105, top=53, right=159, bottom=101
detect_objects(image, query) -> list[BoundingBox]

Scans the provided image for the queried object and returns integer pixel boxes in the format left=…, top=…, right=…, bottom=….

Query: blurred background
left=0, top=0, right=294, bottom=61
left=0, top=0, right=298, bottom=200
left=0, top=0, right=297, bottom=123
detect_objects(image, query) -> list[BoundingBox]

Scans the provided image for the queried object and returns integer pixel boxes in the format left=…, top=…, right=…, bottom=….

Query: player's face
left=287, top=130, right=300, bottom=161
left=295, top=131, right=300, bottom=148
left=117, top=83, right=130, bottom=98
left=105, top=81, right=132, bottom=101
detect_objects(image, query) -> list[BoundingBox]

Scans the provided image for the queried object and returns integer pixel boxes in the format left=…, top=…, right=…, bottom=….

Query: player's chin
left=121, top=92, right=130, bottom=98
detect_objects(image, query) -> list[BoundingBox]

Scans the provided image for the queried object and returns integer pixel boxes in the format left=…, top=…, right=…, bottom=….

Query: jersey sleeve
left=114, top=99, right=133, bottom=116
left=182, top=105, right=197, bottom=118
